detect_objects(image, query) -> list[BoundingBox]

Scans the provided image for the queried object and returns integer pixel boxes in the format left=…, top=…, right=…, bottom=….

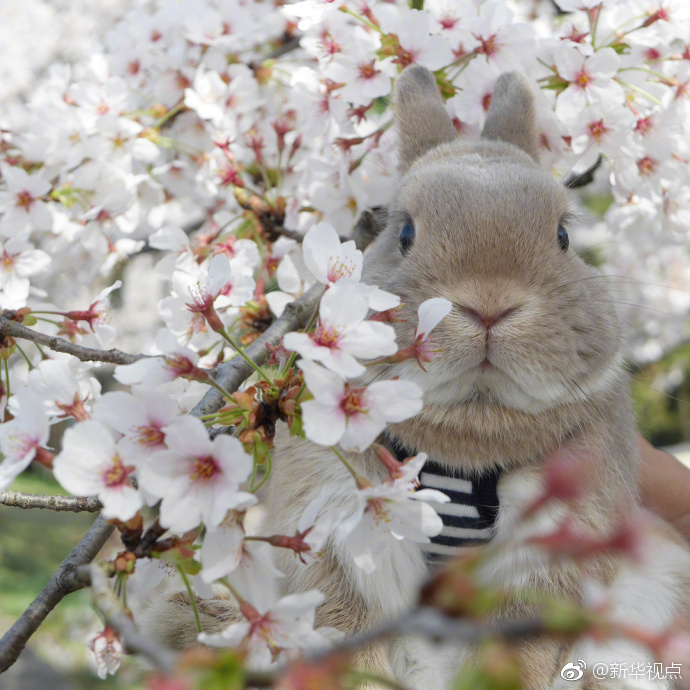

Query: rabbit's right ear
left=480, top=72, right=539, bottom=162
left=394, top=65, right=457, bottom=173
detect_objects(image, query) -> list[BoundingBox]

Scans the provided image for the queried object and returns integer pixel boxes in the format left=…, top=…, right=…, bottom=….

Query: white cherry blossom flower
left=137, top=415, right=256, bottom=533
left=394, top=9, right=455, bottom=71
left=554, top=45, right=625, bottom=121
left=299, top=359, right=424, bottom=452
left=87, top=627, right=124, bottom=680
left=335, top=453, right=449, bottom=573
left=302, top=221, right=362, bottom=285
left=0, top=389, right=51, bottom=491
left=0, top=164, right=52, bottom=233
left=284, top=281, right=397, bottom=379
left=13, top=357, right=100, bottom=422
left=199, top=519, right=283, bottom=610
left=91, top=388, right=179, bottom=460
left=198, top=590, right=343, bottom=668
left=53, top=421, right=143, bottom=521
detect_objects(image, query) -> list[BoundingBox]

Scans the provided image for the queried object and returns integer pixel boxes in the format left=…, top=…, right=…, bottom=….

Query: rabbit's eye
left=399, top=222, right=415, bottom=255
left=557, top=224, right=569, bottom=252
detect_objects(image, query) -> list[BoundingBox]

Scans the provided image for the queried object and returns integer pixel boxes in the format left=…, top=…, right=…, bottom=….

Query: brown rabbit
left=143, top=65, right=690, bottom=689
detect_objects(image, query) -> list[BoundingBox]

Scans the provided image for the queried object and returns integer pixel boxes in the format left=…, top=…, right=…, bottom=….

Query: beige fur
left=141, top=65, right=690, bottom=689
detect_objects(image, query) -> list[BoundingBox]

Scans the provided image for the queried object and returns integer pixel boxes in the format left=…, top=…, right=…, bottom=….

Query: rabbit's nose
left=457, top=305, right=517, bottom=330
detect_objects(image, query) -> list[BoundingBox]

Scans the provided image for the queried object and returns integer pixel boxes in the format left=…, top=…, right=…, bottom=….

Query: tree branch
left=191, top=283, right=323, bottom=417
left=0, top=515, right=115, bottom=672
left=0, top=317, right=145, bottom=365
left=0, top=490, right=102, bottom=513
left=89, top=563, right=176, bottom=674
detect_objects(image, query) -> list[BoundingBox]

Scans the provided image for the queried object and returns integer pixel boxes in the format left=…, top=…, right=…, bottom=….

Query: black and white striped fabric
left=387, top=436, right=502, bottom=564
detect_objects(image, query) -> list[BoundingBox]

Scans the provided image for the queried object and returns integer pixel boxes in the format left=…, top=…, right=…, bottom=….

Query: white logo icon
left=561, top=660, right=587, bottom=681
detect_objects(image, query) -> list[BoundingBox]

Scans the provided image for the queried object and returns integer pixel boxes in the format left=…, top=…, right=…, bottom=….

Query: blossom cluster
left=0, top=0, right=689, bottom=680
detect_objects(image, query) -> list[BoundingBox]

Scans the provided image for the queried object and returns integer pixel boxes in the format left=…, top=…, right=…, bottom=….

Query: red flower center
left=135, top=424, right=165, bottom=447
left=357, top=60, right=378, bottom=81
left=104, top=455, right=135, bottom=487
left=311, top=322, right=340, bottom=348
left=575, top=68, right=592, bottom=88
left=637, top=156, right=657, bottom=175
left=16, top=190, right=34, bottom=210
left=588, top=119, right=608, bottom=141
left=190, top=455, right=220, bottom=482
left=340, top=385, right=368, bottom=417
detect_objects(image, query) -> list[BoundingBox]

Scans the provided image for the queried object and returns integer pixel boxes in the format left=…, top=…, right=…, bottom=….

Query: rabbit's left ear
left=394, top=64, right=457, bottom=173
left=481, top=72, right=539, bottom=162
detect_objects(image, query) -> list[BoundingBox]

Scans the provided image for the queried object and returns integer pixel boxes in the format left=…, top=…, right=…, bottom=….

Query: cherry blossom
left=302, top=222, right=362, bottom=286
left=87, top=627, right=124, bottom=680
left=0, top=164, right=52, bottom=233
left=198, top=590, right=343, bottom=668
left=0, top=389, right=51, bottom=491
left=283, top=281, right=398, bottom=378
left=299, top=359, right=424, bottom=452
left=52, top=420, right=143, bottom=521
left=335, top=454, right=450, bottom=573
left=91, top=387, right=179, bottom=460
left=137, top=415, right=256, bottom=533
left=553, top=45, right=625, bottom=121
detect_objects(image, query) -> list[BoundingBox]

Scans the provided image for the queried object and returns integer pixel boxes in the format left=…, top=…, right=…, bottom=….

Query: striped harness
left=387, top=436, right=502, bottom=564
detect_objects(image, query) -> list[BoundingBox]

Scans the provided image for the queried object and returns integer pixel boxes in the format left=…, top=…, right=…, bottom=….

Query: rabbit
left=142, top=65, right=690, bottom=689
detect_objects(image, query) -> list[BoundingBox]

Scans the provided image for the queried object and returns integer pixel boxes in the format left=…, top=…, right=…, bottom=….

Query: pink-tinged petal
left=299, top=360, right=343, bottom=406
left=553, top=45, right=585, bottom=80
left=319, top=282, right=369, bottom=328
left=367, top=380, right=424, bottom=422
left=99, top=485, right=143, bottom=521
left=340, top=321, right=397, bottom=359
left=133, top=387, right=178, bottom=427
left=587, top=48, right=619, bottom=78
left=415, top=35, right=455, bottom=70
left=302, top=222, right=341, bottom=284
left=275, top=254, right=302, bottom=294
left=300, top=400, right=345, bottom=446
left=355, top=282, right=401, bottom=312
left=92, top=392, right=146, bottom=436
left=161, top=415, right=213, bottom=458
left=339, top=414, right=384, bottom=452
left=206, top=253, right=232, bottom=298
left=271, top=590, right=325, bottom=624
left=554, top=85, right=588, bottom=122
left=114, top=357, right=171, bottom=386
left=0, top=454, right=35, bottom=491
left=412, top=488, right=451, bottom=504
left=283, top=332, right=332, bottom=362
left=210, top=434, right=253, bottom=481
left=321, top=349, right=366, bottom=379
left=198, top=621, right=251, bottom=648
left=137, top=451, right=194, bottom=499
left=416, top=297, right=452, bottom=340
left=200, top=522, right=244, bottom=583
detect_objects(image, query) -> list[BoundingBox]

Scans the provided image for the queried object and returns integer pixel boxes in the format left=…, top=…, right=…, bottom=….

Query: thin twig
left=191, top=283, right=324, bottom=417
left=0, top=490, right=102, bottom=512
left=0, top=515, right=115, bottom=672
left=90, top=563, right=176, bottom=673
left=0, top=317, right=145, bottom=365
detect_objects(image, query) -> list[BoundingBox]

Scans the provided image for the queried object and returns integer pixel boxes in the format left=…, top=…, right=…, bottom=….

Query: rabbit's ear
left=394, top=65, right=457, bottom=172
left=481, top=72, right=539, bottom=161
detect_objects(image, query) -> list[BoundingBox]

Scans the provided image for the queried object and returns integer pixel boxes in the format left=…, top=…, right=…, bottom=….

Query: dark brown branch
left=0, top=490, right=102, bottom=513
left=90, top=563, right=176, bottom=674
left=0, top=515, right=115, bottom=672
left=191, top=283, right=324, bottom=417
left=0, top=317, right=145, bottom=365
